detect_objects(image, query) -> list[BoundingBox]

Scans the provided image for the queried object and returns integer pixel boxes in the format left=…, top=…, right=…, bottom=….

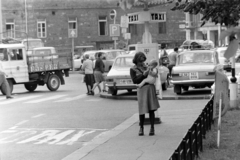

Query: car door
left=8, top=48, right=29, bottom=83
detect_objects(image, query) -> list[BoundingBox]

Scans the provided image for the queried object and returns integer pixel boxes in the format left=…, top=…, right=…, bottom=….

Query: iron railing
left=169, top=95, right=214, bottom=160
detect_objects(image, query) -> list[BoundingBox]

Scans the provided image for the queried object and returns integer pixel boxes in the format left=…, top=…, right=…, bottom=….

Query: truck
left=0, top=43, right=72, bottom=95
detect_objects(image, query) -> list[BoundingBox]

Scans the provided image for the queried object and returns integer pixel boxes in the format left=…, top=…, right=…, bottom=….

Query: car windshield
left=178, top=52, right=214, bottom=64
left=113, top=57, right=134, bottom=69
left=103, top=51, right=122, bottom=60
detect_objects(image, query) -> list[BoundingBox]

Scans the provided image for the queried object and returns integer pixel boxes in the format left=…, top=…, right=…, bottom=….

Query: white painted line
left=0, top=130, right=17, bottom=133
left=25, top=95, right=67, bottom=103
left=8, top=126, right=18, bottom=129
left=85, top=99, right=102, bottom=102
left=55, top=94, right=87, bottom=102
left=14, top=128, right=108, bottom=131
left=15, top=120, right=29, bottom=126
left=0, top=95, right=43, bottom=105
left=62, top=113, right=139, bottom=160
left=31, top=114, right=45, bottom=118
left=0, top=97, right=6, bottom=101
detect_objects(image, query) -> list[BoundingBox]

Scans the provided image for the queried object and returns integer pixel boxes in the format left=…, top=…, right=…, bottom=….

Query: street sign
left=179, top=24, right=186, bottom=29
left=109, top=24, right=120, bottom=37
left=69, top=29, right=77, bottom=38
left=124, top=33, right=131, bottom=40
left=112, top=37, right=118, bottom=40
left=120, top=15, right=128, bottom=28
left=121, top=28, right=127, bottom=34
left=109, top=9, right=117, bottom=20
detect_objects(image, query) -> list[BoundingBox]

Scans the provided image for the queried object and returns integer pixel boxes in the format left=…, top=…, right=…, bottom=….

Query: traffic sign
left=124, top=33, right=131, bottom=40
left=69, top=29, right=77, bottom=38
left=109, top=24, right=120, bottom=37
left=120, top=15, right=128, bottom=28
left=109, top=9, right=117, bottom=20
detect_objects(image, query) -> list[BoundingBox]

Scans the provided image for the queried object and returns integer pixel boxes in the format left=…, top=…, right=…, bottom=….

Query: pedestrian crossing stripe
left=0, top=95, right=43, bottom=105
left=25, top=95, right=67, bottom=103
left=0, top=94, right=102, bottom=105
left=55, top=94, right=87, bottom=102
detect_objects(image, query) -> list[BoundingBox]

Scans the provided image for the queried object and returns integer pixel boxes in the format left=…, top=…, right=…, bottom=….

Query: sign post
left=109, top=9, right=118, bottom=49
left=69, top=29, right=77, bottom=70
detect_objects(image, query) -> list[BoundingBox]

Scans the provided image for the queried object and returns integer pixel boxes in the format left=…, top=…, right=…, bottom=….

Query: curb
left=100, top=93, right=212, bottom=100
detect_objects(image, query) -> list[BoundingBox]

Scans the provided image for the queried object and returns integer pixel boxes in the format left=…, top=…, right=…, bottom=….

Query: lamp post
left=24, top=0, right=28, bottom=34
left=0, top=0, right=3, bottom=40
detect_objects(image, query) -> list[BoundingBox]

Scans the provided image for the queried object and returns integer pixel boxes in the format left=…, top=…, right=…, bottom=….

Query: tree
left=171, top=0, right=240, bottom=27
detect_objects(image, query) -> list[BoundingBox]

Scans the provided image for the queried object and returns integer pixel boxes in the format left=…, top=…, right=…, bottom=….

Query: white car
left=74, top=50, right=98, bottom=70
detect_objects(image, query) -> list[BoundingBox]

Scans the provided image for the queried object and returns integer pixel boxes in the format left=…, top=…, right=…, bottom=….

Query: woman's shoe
left=6, top=96, right=13, bottom=99
left=149, top=127, right=155, bottom=136
left=138, top=127, right=144, bottom=136
left=102, top=90, right=107, bottom=92
left=91, top=90, right=95, bottom=95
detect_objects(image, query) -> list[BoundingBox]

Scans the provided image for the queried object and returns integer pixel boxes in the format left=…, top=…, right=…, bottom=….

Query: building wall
left=1, top=0, right=186, bottom=52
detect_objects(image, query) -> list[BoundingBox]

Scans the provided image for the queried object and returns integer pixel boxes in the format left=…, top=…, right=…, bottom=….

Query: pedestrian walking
left=168, top=47, right=178, bottom=77
left=80, top=55, right=86, bottom=83
left=82, top=54, right=95, bottom=95
left=130, top=52, right=160, bottom=136
left=0, top=52, right=13, bottom=99
left=91, top=52, right=106, bottom=95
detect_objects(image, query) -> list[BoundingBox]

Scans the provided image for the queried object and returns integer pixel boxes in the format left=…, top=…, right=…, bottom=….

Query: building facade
left=1, top=0, right=186, bottom=53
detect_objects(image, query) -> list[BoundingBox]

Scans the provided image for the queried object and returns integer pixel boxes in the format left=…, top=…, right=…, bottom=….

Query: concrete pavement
left=63, top=99, right=209, bottom=160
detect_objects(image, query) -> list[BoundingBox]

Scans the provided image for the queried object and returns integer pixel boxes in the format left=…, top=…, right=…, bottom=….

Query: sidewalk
left=63, top=99, right=209, bottom=160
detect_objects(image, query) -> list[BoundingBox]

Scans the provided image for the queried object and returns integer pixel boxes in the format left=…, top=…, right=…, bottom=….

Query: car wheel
left=182, top=86, right=189, bottom=91
left=24, top=83, right=38, bottom=92
left=112, top=89, right=118, bottom=96
left=127, top=89, right=132, bottom=93
left=47, top=74, right=60, bottom=91
left=174, top=85, right=182, bottom=95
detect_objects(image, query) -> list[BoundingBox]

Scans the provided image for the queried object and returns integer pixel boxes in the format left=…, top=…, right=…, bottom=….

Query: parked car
left=96, top=49, right=125, bottom=72
left=105, top=54, right=169, bottom=96
left=74, top=50, right=98, bottom=70
left=171, top=49, right=222, bottom=95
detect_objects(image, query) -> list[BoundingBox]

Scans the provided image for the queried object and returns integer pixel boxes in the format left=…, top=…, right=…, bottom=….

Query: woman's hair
left=97, top=52, right=103, bottom=58
left=84, top=54, right=89, bottom=59
left=132, top=52, right=146, bottom=65
left=89, top=55, right=95, bottom=61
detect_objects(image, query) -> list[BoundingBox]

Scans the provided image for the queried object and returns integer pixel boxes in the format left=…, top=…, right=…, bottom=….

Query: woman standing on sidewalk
left=130, top=52, right=160, bottom=136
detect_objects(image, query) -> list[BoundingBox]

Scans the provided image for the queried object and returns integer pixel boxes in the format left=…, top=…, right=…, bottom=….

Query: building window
left=37, top=19, right=46, bottom=38
left=68, top=17, right=77, bottom=37
left=159, top=22, right=166, bottom=34
left=129, top=24, right=137, bottom=35
left=6, top=19, right=15, bottom=38
left=98, top=16, right=107, bottom=36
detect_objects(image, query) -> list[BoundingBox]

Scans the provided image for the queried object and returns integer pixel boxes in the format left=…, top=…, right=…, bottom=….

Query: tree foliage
left=171, top=0, right=240, bottom=27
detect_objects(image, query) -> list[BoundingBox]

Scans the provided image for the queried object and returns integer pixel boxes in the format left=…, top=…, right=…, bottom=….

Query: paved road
left=0, top=74, right=211, bottom=160
left=0, top=74, right=138, bottom=160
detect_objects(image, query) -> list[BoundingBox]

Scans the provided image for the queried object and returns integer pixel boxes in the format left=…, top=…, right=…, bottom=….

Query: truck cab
left=0, top=43, right=29, bottom=83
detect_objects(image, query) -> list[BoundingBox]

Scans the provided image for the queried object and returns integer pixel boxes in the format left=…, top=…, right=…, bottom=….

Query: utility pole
left=25, top=0, right=28, bottom=34
left=0, top=0, right=3, bottom=40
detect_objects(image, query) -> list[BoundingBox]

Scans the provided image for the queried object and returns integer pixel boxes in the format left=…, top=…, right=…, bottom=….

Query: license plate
left=181, top=73, right=189, bottom=77
left=119, top=79, right=132, bottom=84
left=190, top=72, right=198, bottom=79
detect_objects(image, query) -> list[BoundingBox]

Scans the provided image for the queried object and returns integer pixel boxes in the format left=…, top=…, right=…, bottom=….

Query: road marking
left=9, top=126, right=18, bottom=129
left=25, top=95, right=67, bottom=103
left=62, top=113, right=139, bottom=160
left=0, top=95, right=43, bottom=105
left=31, top=114, right=45, bottom=118
left=15, top=128, right=107, bottom=131
left=55, top=94, right=87, bottom=102
left=15, top=120, right=29, bottom=126
left=85, top=99, right=102, bottom=102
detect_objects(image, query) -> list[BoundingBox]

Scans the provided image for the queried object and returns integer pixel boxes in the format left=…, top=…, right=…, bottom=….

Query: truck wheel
left=24, top=83, right=38, bottom=92
left=47, top=74, right=60, bottom=91
left=0, top=79, right=13, bottom=95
